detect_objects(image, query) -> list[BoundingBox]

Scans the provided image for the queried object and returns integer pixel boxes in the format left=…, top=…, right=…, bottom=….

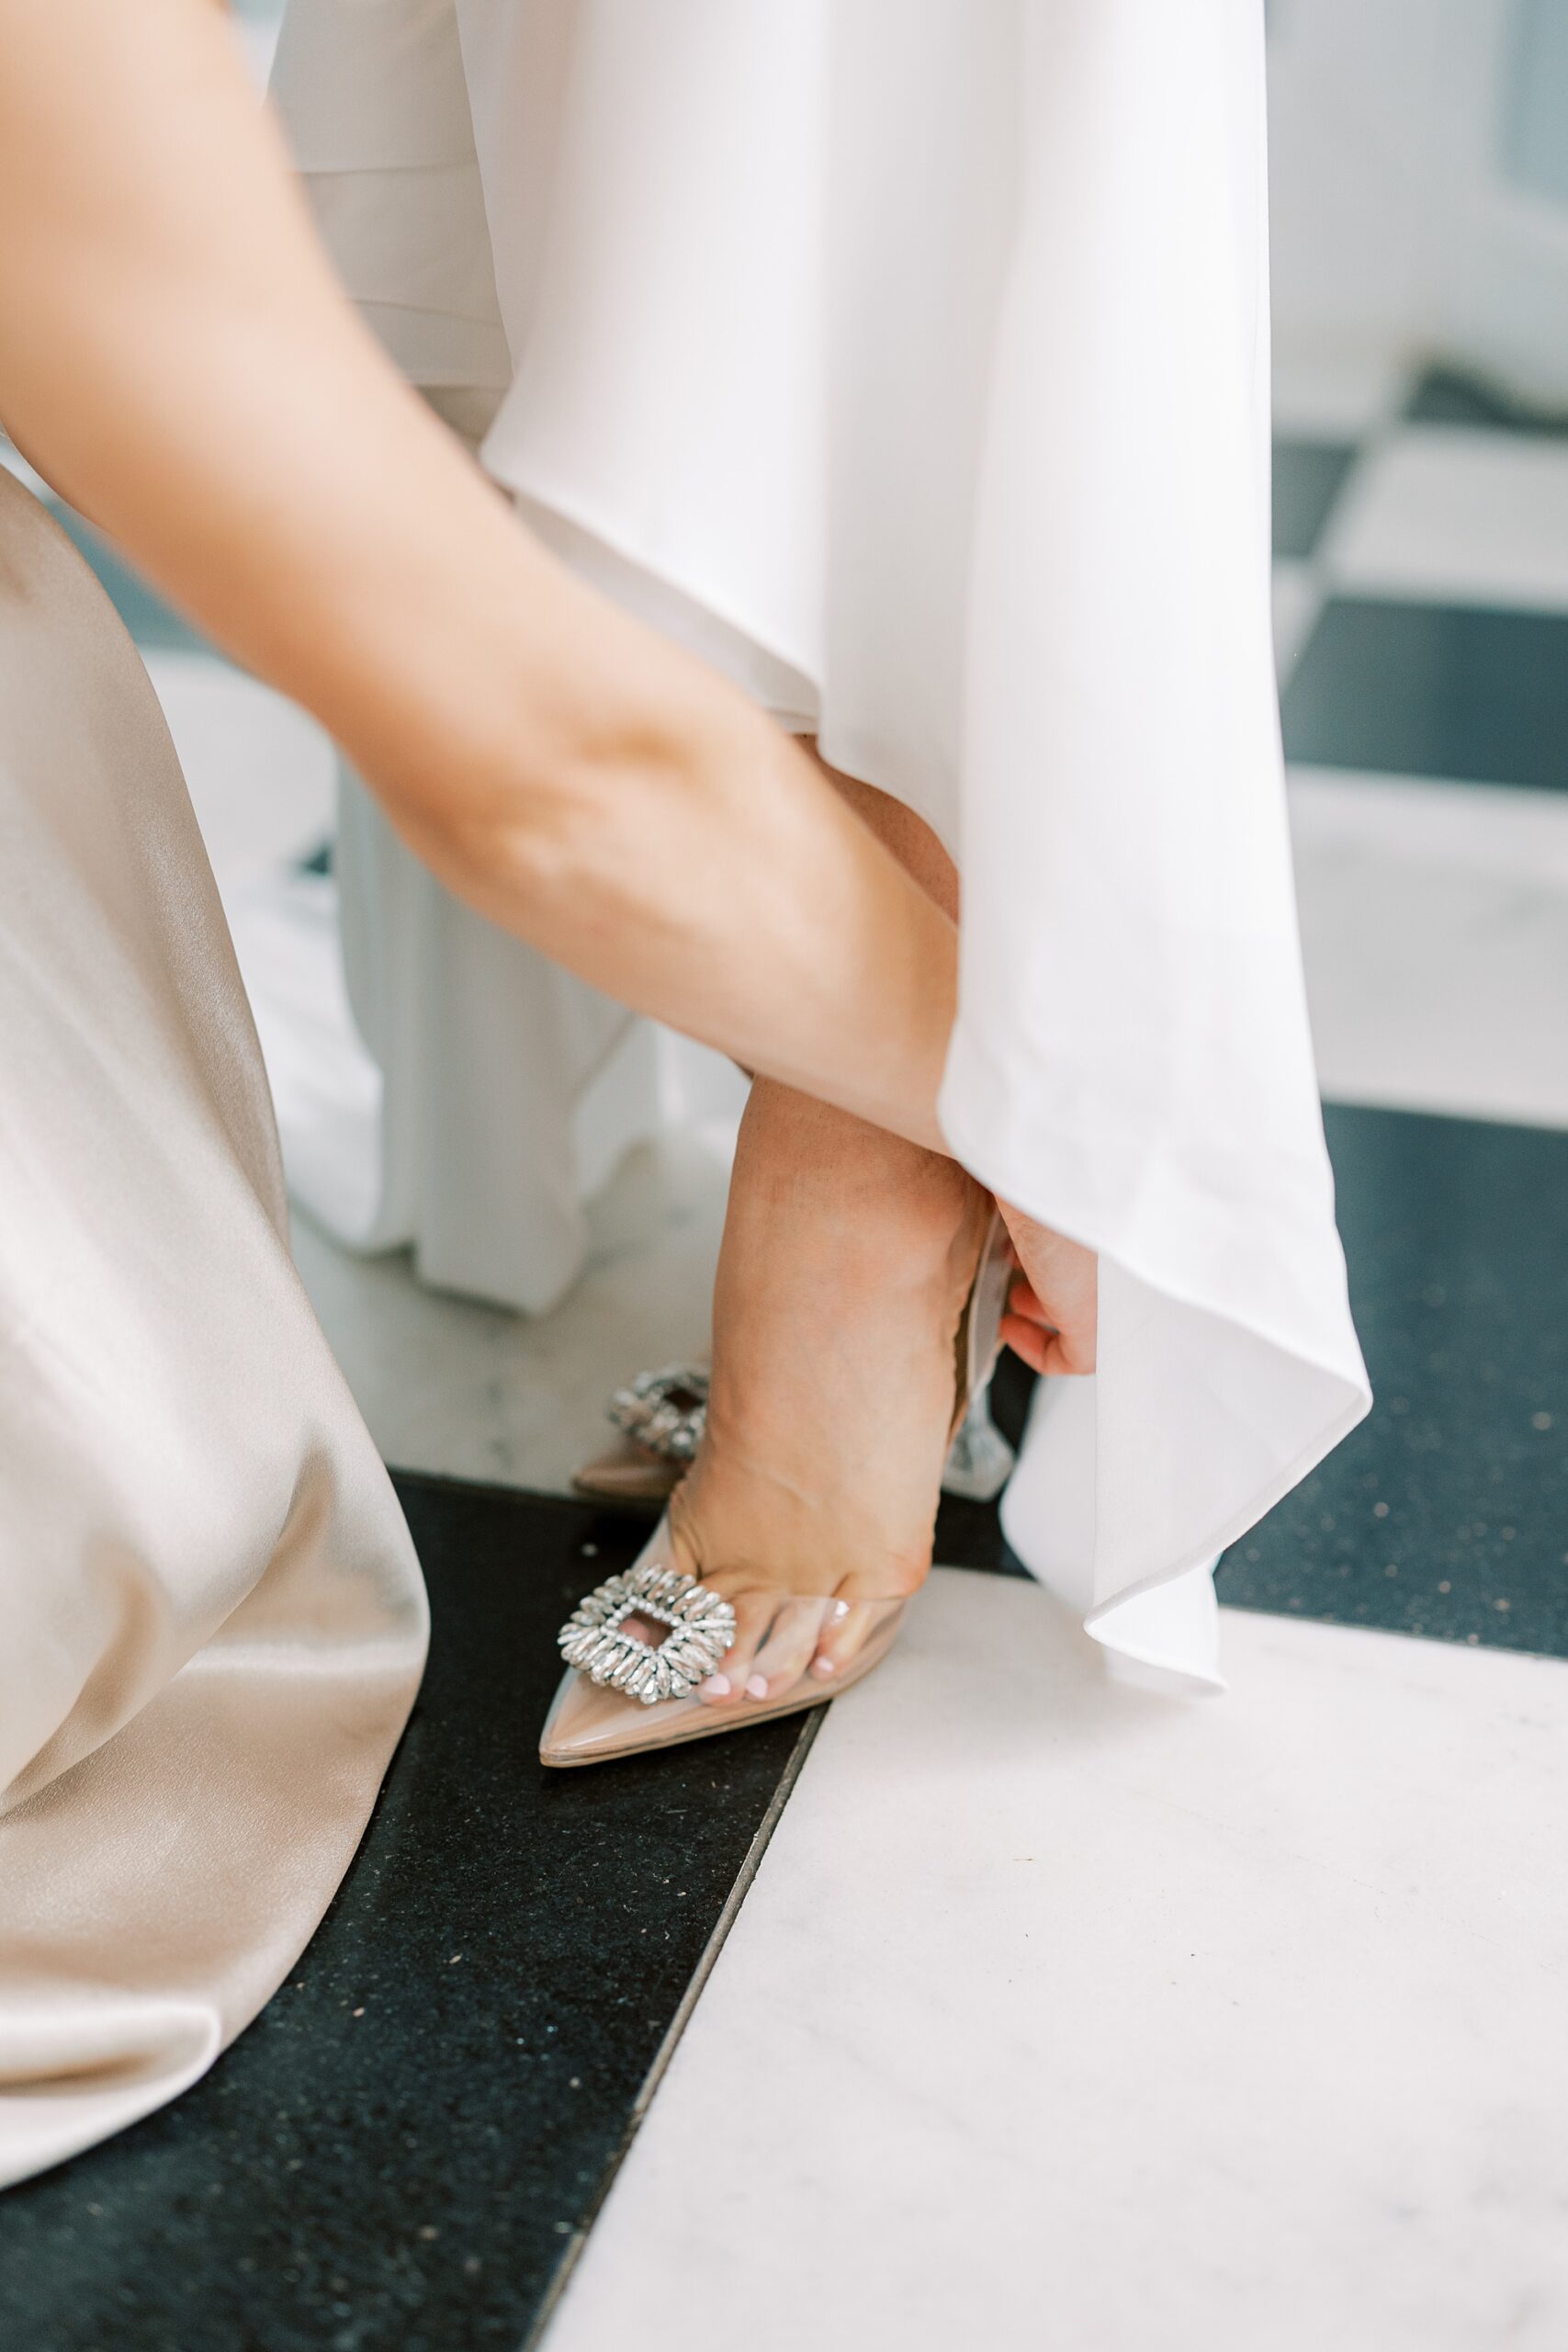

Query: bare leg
left=670, top=748, right=991, bottom=1705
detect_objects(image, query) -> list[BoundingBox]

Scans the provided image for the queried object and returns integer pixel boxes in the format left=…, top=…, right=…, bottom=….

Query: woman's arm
left=0, top=0, right=953, bottom=1153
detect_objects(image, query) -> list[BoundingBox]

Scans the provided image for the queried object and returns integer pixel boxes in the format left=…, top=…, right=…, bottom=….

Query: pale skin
left=0, top=0, right=1096, bottom=1683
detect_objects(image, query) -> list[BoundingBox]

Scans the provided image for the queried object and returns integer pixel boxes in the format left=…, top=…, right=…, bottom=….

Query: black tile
left=53, top=506, right=208, bottom=655
left=1272, top=438, right=1358, bottom=560
left=1405, top=364, right=1568, bottom=437
left=0, top=1478, right=816, bottom=2352
left=1219, top=1104, right=1568, bottom=1657
left=1281, top=598, right=1568, bottom=790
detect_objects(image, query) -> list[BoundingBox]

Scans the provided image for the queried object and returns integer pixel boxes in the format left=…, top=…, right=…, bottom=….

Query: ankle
left=733, top=1086, right=981, bottom=1280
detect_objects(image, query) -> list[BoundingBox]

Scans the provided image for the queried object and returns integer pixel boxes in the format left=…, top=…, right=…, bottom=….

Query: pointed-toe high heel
left=541, top=1208, right=1013, bottom=1769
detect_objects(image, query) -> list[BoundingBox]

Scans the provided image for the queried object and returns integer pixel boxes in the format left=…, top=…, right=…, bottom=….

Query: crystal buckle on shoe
left=607, top=1364, right=709, bottom=1464
left=558, top=1562, right=736, bottom=1704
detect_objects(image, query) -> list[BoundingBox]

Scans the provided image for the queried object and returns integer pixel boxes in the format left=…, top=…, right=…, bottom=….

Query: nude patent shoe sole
left=540, top=1209, right=1011, bottom=1770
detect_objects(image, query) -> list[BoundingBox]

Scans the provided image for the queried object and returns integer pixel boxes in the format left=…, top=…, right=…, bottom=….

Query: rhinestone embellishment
left=608, top=1363, right=709, bottom=1464
left=558, top=1562, right=736, bottom=1704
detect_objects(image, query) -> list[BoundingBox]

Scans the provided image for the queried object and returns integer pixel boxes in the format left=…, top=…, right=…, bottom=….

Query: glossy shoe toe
left=539, top=1666, right=700, bottom=1767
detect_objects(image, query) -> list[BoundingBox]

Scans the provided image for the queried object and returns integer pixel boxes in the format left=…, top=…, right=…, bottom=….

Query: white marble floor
left=289, top=1120, right=734, bottom=1494
left=1291, top=768, right=1568, bottom=1132
left=547, top=1572, right=1568, bottom=2352
left=1325, top=425, right=1568, bottom=612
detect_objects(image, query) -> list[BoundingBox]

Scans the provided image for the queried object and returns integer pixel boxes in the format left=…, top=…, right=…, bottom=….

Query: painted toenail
left=745, top=1674, right=769, bottom=1700
left=811, top=1655, right=835, bottom=1678
left=701, top=1674, right=730, bottom=1699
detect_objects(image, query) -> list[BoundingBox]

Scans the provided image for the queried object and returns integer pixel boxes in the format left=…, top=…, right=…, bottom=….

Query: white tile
left=1290, top=768, right=1568, bottom=1130
left=289, top=1121, right=734, bottom=1494
left=546, top=1576, right=1568, bottom=2352
left=1272, top=347, right=1413, bottom=442
left=142, top=651, right=336, bottom=896
left=1324, top=426, right=1568, bottom=611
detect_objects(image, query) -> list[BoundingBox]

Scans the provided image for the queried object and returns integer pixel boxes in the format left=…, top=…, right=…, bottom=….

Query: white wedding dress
left=271, top=0, right=1371, bottom=1685
left=0, top=469, right=427, bottom=2187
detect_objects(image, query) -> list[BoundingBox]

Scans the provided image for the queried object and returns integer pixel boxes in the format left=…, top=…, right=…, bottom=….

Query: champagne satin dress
left=0, top=469, right=427, bottom=2188
left=271, top=0, right=1371, bottom=1685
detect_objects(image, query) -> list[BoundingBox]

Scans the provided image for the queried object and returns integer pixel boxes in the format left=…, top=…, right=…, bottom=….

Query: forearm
left=0, top=0, right=953, bottom=1151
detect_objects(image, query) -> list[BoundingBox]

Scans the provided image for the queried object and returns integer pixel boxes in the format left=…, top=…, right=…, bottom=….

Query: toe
left=808, top=1597, right=880, bottom=1682
left=743, top=1598, right=829, bottom=1702
left=699, top=1591, right=771, bottom=1705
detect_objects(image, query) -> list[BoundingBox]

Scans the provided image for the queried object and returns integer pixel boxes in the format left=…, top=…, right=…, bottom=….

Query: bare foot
left=669, top=1076, right=991, bottom=1709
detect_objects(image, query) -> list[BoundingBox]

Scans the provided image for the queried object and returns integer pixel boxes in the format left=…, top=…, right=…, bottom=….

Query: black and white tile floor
left=4, top=350, right=1568, bottom=2352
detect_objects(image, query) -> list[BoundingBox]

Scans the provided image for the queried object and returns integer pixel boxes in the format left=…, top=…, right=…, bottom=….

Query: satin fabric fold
left=0, top=470, right=427, bottom=2187
left=271, top=0, right=1370, bottom=1682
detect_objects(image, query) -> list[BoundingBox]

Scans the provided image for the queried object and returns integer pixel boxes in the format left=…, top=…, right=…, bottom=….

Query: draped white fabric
left=272, top=0, right=1371, bottom=1683
left=0, top=471, right=427, bottom=2186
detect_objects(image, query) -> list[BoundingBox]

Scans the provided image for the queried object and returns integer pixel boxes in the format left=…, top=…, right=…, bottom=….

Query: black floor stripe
left=1272, top=437, right=1358, bottom=561
left=1281, top=598, right=1568, bottom=790
left=1404, top=364, right=1568, bottom=437
left=1218, top=1103, right=1568, bottom=1655
left=0, top=1479, right=816, bottom=2352
left=931, top=1345, right=1037, bottom=1575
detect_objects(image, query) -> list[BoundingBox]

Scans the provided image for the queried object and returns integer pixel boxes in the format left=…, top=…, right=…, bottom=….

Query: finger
left=1000, top=1314, right=1051, bottom=1373
left=1039, top=1329, right=1097, bottom=1376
